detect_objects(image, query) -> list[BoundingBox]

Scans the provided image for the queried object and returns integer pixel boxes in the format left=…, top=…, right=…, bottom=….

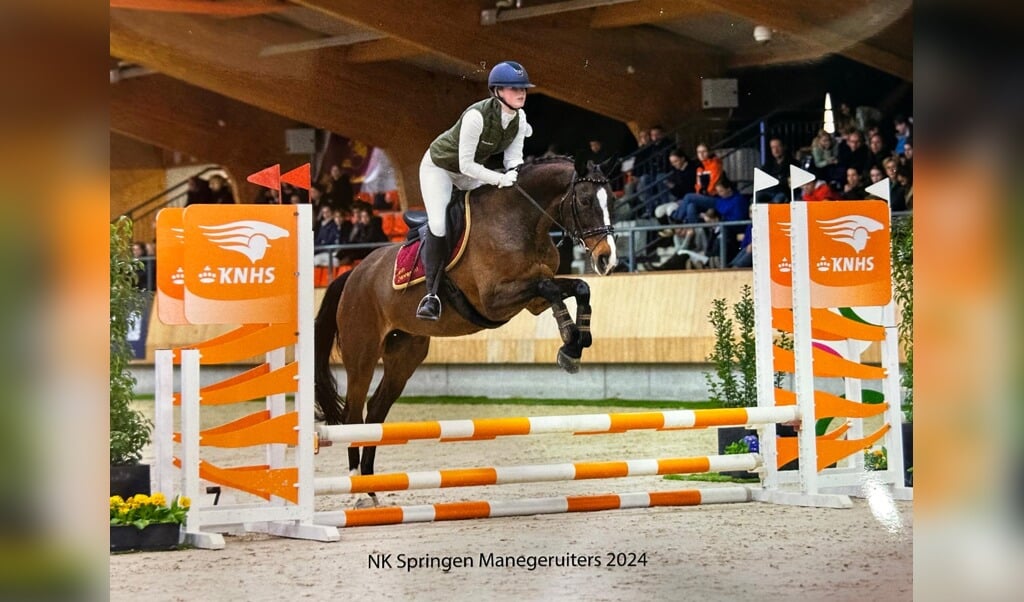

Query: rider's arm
left=457, top=110, right=505, bottom=186
left=503, top=110, right=532, bottom=170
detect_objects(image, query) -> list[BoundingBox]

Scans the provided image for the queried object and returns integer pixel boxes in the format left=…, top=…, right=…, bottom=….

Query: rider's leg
left=417, top=156, right=454, bottom=320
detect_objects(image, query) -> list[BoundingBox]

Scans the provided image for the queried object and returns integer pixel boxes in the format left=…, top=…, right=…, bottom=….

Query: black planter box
left=110, top=464, right=151, bottom=499
left=717, top=426, right=758, bottom=479
left=110, top=523, right=181, bottom=552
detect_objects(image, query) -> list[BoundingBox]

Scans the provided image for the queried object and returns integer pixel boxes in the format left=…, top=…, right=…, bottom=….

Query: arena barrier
left=154, top=165, right=911, bottom=548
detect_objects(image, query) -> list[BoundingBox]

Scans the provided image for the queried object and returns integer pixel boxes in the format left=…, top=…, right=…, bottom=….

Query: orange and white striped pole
left=315, top=407, right=799, bottom=447
left=314, top=453, right=760, bottom=495
left=315, top=487, right=751, bottom=528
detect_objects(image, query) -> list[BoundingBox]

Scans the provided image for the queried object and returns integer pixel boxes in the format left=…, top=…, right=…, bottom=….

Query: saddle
left=392, top=192, right=472, bottom=290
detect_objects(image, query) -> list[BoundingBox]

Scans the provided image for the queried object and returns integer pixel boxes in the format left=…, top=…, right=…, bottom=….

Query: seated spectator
left=866, top=166, right=887, bottom=201
left=900, top=136, right=913, bottom=174
left=337, top=205, right=388, bottom=265
left=313, top=208, right=344, bottom=267
left=208, top=175, right=235, bottom=204
left=184, top=176, right=212, bottom=206
left=755, top=138, right=792, bottom=204
left=729, top=208, right=756, bottom=269
left=810, top=129, right=842, bottom=185
left=801, top=180, right=838, bottom=202
left=693, top=143, right=723, bottom=197
left=633, top=125, right=673, bottom=217
left=840, top=167, right=867, bottom=200
left=652, top=150, right=698, bottom=222
left=837, top=129, right=872, bottom=178
left=131, top=241, right=151, bottom=290
left=835, top=102, right=857, bottom=136
left=578, top=138, right=612, bottom=170
left=867, top=133, right=891, bottom=171
left=313, top=203, right=333, bottom=237
left=890, top=164, right=912, bottom=211
left=893, top=114, right=912, bottom=156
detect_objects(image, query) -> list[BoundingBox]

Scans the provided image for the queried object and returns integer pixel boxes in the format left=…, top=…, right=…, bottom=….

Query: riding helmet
left=487, top=61, right=535, bottom=89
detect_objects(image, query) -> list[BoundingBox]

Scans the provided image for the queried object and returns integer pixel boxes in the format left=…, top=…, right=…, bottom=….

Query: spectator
left=840, top=167, right=867, bottom=200
left=729, top=207, right=756, bottom=269
left=337, top=206, right=388, bottom=265
left=677, top=176, right=747, bottom=225
left=837, top=130, right=871, bottom=178
left=324, top=164, right=354, bottom=212
left=208, top=174, right=235, bottom=204
left=131, top=242, right=150, bottom=290
left=633, top=125, right=673, bottom=217
left=811, top=129, right=842, bottom=184
left=184, top=176, right=212, bottom=206
left=652, top=150, right=699, bottom=222
left=867, top=133, right=891, bottom=171
left=693, top=143, right=722, bottom=196
left=835, top=102, right=857, bottom=135
left=890, top=164, right=912, bottom=211
left=578, top=138, right=611, bottom=169
left=755, top=137, right=792, bottom=204
left=893, top=114, right=912, bottom=156
left=801, top=179, right=838, bottom=202
left=313, top=208, right=343, bottom=267
left=900, top=136, right=913, bottom=174
left=313, top=203, right=333, bottom=236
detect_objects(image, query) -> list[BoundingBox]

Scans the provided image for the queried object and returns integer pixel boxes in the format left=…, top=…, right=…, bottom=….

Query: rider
left=415, top=60, right=535, bottom=320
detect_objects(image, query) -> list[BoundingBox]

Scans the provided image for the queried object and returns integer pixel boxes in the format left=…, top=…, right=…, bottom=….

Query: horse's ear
left=597, top=156, right=620, bottom=179
left=574, top=158, right=591, bottom=177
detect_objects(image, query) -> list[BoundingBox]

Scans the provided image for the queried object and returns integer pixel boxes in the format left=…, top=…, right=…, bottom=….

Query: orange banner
left=155, top=208, right=186, bottom=324
left=805, top=201, right=891, bottom=307
left=182, top=205, right=297, bottom=324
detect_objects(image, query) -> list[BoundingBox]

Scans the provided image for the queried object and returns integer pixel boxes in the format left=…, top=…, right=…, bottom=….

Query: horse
left=313, top=157, right=618, bottom=504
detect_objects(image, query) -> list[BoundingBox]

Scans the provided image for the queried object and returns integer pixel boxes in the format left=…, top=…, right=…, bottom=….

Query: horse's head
left=560, top=162, right=618, bottom=275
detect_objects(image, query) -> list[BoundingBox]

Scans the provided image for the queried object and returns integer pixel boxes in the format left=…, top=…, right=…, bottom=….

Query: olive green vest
left=429, top=98, right=520, bottom=173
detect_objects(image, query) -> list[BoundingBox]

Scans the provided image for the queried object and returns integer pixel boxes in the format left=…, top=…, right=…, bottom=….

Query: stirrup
left=416, top=294, right=441, bottom=321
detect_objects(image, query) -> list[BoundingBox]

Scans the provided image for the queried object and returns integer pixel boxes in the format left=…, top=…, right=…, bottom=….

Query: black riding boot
left=416, top=232, right=448, bottom=320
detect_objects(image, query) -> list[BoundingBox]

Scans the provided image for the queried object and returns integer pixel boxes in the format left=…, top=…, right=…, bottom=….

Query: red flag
left=280, top=163, right=311, bottom=190
left=246, top=164, right=281, bottom=191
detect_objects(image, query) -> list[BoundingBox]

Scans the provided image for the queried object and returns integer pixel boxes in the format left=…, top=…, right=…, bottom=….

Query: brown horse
left=314, top=157, right=617, bottom=501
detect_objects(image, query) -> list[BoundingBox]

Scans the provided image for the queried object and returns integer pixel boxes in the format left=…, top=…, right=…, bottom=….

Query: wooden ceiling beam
left=110, top=73, right=307, bottom=200
left=345, top=38, right=425, bottom=63
left=697, top=0, right=912, bottom=80
left=293, top=0, right=725, bottom=127
left=110, top=8, right=482, bottom=204
left=589, top=0, right=706, bottom=29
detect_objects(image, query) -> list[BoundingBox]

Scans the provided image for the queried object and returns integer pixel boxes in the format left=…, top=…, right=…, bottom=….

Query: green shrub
left=891, top=215, right=913, bottom=422
left=110, top=217, right=151, bottom=465
left=704, top=284, right=757, bottom=407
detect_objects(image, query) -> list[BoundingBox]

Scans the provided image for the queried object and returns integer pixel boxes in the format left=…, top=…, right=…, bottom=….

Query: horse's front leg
left=536, top=278, right=592, bottom=373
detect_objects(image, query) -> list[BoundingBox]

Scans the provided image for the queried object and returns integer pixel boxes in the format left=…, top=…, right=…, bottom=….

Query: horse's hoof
left=354, top=495, right=379, bottom=509
left=557, top=349, right=581, bottom=374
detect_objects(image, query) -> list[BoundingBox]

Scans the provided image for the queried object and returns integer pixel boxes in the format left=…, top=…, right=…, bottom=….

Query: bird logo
left=815, top=215, right=884, bottom=253
left=199, top=220, right=290, bottom=263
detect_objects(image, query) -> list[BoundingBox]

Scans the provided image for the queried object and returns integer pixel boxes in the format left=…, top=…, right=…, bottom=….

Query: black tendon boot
left=416, top=232, right=448, bottom=320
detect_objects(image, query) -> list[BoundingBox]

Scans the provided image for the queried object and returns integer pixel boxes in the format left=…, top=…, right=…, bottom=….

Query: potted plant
left=110, top=217, right=152, bottom=496
left=110, top=493, right=189, bottom=552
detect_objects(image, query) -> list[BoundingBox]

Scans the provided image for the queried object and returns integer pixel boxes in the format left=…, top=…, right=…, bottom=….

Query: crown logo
left=170, top=267, right=185, bottom=285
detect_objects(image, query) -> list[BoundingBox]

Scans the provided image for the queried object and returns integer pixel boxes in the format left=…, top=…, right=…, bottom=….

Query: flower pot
left=110, top=523, right=181, bottom=552
left=717, top=426, right=758, bottom=479
left=110, top=464, right=150, bottom=499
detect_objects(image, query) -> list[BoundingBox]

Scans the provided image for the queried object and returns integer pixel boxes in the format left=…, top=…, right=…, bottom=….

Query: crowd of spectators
left=614, top=107, right=913, bottom=272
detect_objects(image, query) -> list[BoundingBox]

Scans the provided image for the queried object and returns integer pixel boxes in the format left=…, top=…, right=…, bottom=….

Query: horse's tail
left=314, top=271, right=350, bottom=425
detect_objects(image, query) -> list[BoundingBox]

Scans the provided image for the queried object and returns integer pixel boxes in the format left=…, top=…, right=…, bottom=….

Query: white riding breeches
left=419, top=152, right=485, bottom=236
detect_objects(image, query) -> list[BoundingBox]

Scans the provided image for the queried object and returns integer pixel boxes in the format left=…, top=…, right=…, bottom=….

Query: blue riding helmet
left=487, top=61, right=535, bottom=89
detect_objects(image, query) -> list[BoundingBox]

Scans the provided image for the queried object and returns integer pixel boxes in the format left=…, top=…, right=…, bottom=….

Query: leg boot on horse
left=416, top=231, right=448, bottom=321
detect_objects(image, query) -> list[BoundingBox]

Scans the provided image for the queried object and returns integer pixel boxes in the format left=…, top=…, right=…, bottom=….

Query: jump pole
left=314, top=453, right=762, bottom=495
left=316, top=487, right=752, bottom=528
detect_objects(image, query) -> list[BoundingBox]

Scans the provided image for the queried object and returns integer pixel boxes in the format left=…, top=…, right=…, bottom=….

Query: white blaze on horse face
left=595, top=188, right=617, bottom=274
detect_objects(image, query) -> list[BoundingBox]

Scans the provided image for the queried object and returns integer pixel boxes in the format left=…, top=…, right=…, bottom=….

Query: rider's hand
left=497, top=170, right=518, bottom=188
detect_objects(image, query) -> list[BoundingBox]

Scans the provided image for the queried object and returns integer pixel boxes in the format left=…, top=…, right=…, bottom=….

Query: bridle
left=514, top=170, right=615, bottom=253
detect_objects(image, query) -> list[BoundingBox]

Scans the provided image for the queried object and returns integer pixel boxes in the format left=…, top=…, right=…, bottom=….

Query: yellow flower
left=151, top=492, right=167, bottom=506
left=110, top=495, right=124, bottom=506
left=178, top=496, right=191, bottom=509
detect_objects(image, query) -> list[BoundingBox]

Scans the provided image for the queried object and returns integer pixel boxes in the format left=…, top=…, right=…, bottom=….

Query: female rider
left=415, top=60, right=534, bottom=320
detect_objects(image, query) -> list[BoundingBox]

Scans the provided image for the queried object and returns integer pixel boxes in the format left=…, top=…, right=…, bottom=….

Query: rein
left=512, top=170, right=614, bottom=251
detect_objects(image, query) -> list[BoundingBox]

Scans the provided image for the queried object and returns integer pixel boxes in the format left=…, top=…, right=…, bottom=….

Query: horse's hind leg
left=361, top=332, right=431, bottom=481
left=339, top=326, right=385, bottom=481
left=354, top=332, right=430, bottom=506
